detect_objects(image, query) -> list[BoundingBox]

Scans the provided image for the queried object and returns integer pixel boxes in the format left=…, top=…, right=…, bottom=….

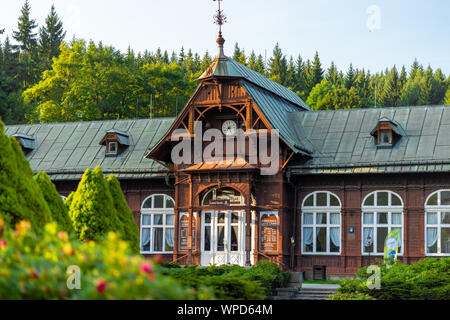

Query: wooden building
left=5, top=33, right=450, bottom=278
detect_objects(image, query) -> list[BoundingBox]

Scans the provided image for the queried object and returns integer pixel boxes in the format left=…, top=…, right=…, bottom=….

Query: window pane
left=363, top=213, right=374, bottom=224
left=165, top=228, right=174, bottom=251
left=204, top=226, right=211, bottom=251
left=166, top=197, right=175, bottom=208
left=330, top=213, right=340, bottom=225
left=316, top=227, right=327, bottom=252
left=377, top=227, right=388, bottom=253
left=303, top=213, right=313, bottom=225
left=154, top=195, right=164, bottom=208
left=204, top=212, right=211, bottom=224
left=330, top=227, right=340, bottom=252
left=142, top=215, right=151, bottom=225
left=426, top=228, right=438, bottom=253
left=378, top=212, right=388, bottom=224
left=391, top=213, right=402, bottom=225
left=303, top=227, right=313, bottom=252
left=330, top=195, right=340, bottom=207
left=154, top=214, right=163, bottom=225
left=141, top=228, right=151, bottom=251
left=142, top=198, right=152, bottom=209
left=427, top=212, right=438, bottom=225
left=364, top=194, right=374, bottom=206
left=317, top=193, right=327, bottom=206
left=377, top=192, right=389, bottom=206
left=231, top=212, right=239, bottom=224
left=218, top=212, right=225, bottom=224
left=230, top=226, right=239, bottom=251
left=442, top=212, right=450, bottom=224
left=217, top=226, right=225, bottom=251
left=441, top=191, right=450, bottom=205
left=427, top=193, right=438, bottom=206
left=304, top=195, right=314, bottom=207
left=166, top=214, right=175, bottom=226
left=363, top=228, right=374, bottom=253
left=441, top=228, right=450, bottom=254
left=316, top=213, right=326, bottom=224
left=391, top=194, right=402, bottom=206
left=153, top=228, right=163, bottom=252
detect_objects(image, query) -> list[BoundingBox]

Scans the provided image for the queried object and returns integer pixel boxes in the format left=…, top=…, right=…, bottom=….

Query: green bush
left=328, top=292, right=376, bottom=300
left=159, top=261, right=289, bottom=299
left=0, top=218, right=213, bottom=300
left=107, top=174, right=139, bottom=253
left=0, top=119, right=52, bottom=229
left=34, top=172, right=74, bottom=233
left=331, top=258, right=450, bottom=300
left=68, top=166, right=122, bottom=241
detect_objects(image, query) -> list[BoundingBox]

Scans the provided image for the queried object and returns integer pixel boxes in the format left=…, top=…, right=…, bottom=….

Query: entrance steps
left=269, top=273, right=339, bottom=300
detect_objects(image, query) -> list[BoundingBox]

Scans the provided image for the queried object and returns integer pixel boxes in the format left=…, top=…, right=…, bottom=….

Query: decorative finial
left=213, top=0, right=227, bottom=33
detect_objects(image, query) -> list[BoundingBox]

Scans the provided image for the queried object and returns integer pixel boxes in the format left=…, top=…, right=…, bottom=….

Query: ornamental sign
left=260, top=212, right=278, bottom=252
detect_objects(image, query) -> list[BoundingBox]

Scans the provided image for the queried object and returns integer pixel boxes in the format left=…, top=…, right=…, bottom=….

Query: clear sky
left=1, top=0, right=449, bottom=74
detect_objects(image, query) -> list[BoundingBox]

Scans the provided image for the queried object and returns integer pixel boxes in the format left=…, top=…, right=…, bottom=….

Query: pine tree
left=419, top=66, right=435, bottom=105
left=254, top=54, right=265, bottom=75
left=178, top=47, right=186, bottom=66
left=444, top=88, right=450, bottom=105
left=247, top=51, right=257, bottom=71
left=107, top=174, right=139, bottom=253
left=0, top=119, right=52, bottom=229
left=34, top=171, right=73, bottom=233
left=399, top=65, right=407, bottom=93
left=68, top=166, right=121, bottom=241
left=268, top=43, right=287, bottom=85
left=200, top=51, right=212, bottom=71
left=303, top=59, right=315, bottom=97
left=410, top=58, right=422, bottom=80
left=380, top=66, right=400, bottom=107
left=344, top=63, right=355, bottom=89
left=38, top=5, right=66, bottom=71
left=286, top=56, right=296, bottom=90
left=326, top=61, right=339, bottom=86
left=294, top=54, right=306, bottom=96
left=311, top=51, right=324, bottom=86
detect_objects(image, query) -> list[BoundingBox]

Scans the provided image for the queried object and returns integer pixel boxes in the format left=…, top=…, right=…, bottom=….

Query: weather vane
left=213, top=0, right=227, bottom=32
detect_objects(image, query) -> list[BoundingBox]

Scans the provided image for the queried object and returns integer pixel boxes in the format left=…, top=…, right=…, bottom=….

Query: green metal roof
left=4, top=118, right=174, bottom=180
left=288, top=105, right=450, bottom=174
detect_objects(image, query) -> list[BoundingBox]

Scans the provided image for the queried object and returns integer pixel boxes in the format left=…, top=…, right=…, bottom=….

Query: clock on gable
left=222, top=120, right=237, bottom=136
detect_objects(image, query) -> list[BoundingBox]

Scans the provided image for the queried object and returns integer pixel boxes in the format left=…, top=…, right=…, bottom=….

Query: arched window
left=425, top=190, right=450, bottom=255
left=302, top=191, right=341, bottom=254
left=201, top=186, right=245, bottom=206
left=362, top=191, right=403, bottom=255
left=140, top=194, right=175, bottom=254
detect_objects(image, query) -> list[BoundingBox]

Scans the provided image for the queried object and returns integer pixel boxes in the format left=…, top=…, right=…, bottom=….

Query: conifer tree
left=380, top=66, right=400, bottom=107
left=326, top=61, right=339, bottom=86
left=68, top=166, right=121, bottom=241
left=38, top=5, right=66, bottom=71
left=444, top=88, right=450, bottom=105
left=311, top=51, right=324, bottom=86
left=286, top=56, right=296, bottom=90
left=0, top=118, right=52, bottom=229
left=344, top=63, right=356, bottom=89
left=34, top=171, right=73, bottom=233
left=107, top=174, right=139, bottom=253
left=247, top=51, right=257, bottom=71
left=268, top=43, right=287, bottom=85
left=254, top=54, right=265, bottom=75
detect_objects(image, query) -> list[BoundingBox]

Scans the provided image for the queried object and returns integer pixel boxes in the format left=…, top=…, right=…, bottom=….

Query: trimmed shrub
left=0, top=119, right=52, bottom=229
left=0, top=218, right=212, bottom=299
left=328, top=292, right=376, bottom=300
left=34, top=172, right=74, bottom=233
left=68, top=166, right=121, bottom=241
left=331, top=258, right=450, bottom=300
left=107, top=174, right=139, bottom=253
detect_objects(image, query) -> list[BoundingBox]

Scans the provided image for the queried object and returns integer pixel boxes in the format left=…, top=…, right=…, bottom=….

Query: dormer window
left=100, top=129, right=131, bottom=156
left=108, top=141, right=118, bottom=155
left=12, top=134, right=35, bottom=155
left=370, top=117, right=405, bottom=149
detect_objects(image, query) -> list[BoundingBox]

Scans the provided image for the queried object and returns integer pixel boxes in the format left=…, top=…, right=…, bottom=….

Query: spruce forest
left=1, top=1, right=449, bottom=125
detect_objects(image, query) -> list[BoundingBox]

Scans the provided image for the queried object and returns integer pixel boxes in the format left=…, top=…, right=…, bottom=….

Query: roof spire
left=213, top=0, right=227, bottom=59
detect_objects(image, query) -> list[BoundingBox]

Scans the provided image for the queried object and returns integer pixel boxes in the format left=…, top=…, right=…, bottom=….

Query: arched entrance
left=199, top=187, right=247, bottom=266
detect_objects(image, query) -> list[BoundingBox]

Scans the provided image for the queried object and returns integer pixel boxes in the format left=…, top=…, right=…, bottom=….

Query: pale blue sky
left=1, top=0, right=449, bottom=74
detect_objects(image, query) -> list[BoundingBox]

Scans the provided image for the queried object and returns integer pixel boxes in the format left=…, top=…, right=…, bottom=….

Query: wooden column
left=245, top=208, right=252, bottom=266
left=254, top=210, right=260, bottom=264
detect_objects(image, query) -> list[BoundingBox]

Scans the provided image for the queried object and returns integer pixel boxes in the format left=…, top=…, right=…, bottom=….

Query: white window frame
left=107, top=141, right=118, bottom=155
left=424, top=190, right=450, bottom=256
left=361, top=191, right=404, bottom=256
left=140, top=194, right=175, bottom=254
left=301, top=191, right=342, bottom=255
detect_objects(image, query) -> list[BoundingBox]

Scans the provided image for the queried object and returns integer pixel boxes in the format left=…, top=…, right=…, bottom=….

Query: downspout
left=286, top=168, right=297, bottom=271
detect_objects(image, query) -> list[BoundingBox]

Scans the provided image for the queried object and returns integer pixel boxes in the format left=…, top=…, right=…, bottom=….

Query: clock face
left=222, top=120, right=237, bottom=136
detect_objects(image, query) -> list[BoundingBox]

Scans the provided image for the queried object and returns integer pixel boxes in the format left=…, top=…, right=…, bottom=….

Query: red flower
left=31, top=269, right=39, bottom=279
left=96, top=280, right=107, bottom=293
left=0, top=239, right=6, bottom=248
left=140, top=262, right=153, bottom=274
